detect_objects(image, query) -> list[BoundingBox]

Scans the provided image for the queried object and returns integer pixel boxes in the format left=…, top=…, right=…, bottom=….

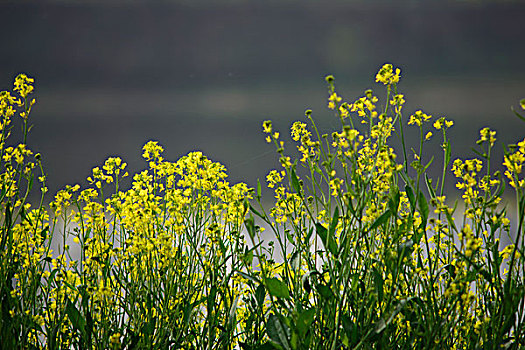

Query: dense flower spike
left=13, top=74, right=34, bottom=99
left=375, top=63, right=401, bottom=85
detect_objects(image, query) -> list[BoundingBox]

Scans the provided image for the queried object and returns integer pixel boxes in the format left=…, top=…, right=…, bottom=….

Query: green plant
left=246, top=64, right=525, bottom=349
left=1, top=64, right=524, bottom=349
left=0, top=74, right=49, bottom=348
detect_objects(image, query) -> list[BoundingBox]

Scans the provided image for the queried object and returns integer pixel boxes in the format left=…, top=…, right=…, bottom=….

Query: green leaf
left=368, top=209, right=391, bottom=232
left=65, top=298, right=86, bottom=335
left=229, top=294, right=241, bottom=326
left=316, top=284, right=334, bottom=300
left=207, top=286, right=217, bottom=313
left=341, top=314, right=358, bottom=346
left=443, top=264, right=456, bottom=278
left=256, top=343, right=278, bottom=350
left=249, top=203, right=265, bottom=219
left=346, top=195, right=356, bottom=217
left=240, top=342, right=272, bottom=350
left=291, top=332, right=299, bottom=350
left=255, top=284, right=266, bottom=307
left=296, top=308, right=315, bottom=337
left=291, top=168, right=301, bottom=194
left=245, top=216, right=256, bottom=241
left=240, top=244, right=255, bottom=266
left=375, top=298, right=411, bottom=335
left=85, top=309, right=93, bottom=345
left=267, top=314, right=291, bottom=350
left=372, top=266, right=384, bottom=303
left=290, top=250, right=300, bottom=272
left=285, top=229, right=294, bottom=243
left=47, top=268, right=59, bottom=285
left=425, top=174, right=436, bottom=199
left=423, top=156, right=434, bottom=172
left=218, top=235, right=228, bottom=257
left=418, top=191, right=429, bottom=226
left=329, top=207, right=339, bottom=240
left=397, top=240, right=414, bottom=262
left=315, top=223, right=338, bottom=256
left=237, top=270, right=261, bottom=285
left=388, top=188, right=400, bottom=215
left=239, top=342, right=252, bottom=350
left=375, top=318, right=387, bottom=334
left=0, top=183, right=7, bottom=202
left=512, top=105, right=525, bottom=123
left=257, top=178, right=262, bottom=198
left=183, top=296, right=206, bottom=327
left=141, top=316, right=156, bottom=336
left=302, top=273, right=312, bottom=294
left=266, top=277, right=290, bottom=299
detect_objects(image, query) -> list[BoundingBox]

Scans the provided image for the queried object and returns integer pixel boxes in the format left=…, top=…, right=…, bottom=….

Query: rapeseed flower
left=328, top=92, right=342, bottom=110
left=408, top=110, right=432, bottom=127
left=376, top=63, right=401, bottom=85
left=503, top=137, right=525, bottom=189
left=13, top=73, right=34, bottom=99
left=479, top=127, right=496, bottom=147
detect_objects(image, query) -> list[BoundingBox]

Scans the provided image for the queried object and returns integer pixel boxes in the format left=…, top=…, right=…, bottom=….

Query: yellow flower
left=408, top=110, right=431, bottom=127
left=109, top=333, right=121, bottom=347
left=329, top=178, right=343, bottom=196
left=479, top=127, right=496, bottom=146
left=328, top=92, right=342, bottom=110
left=142, top=140, right=164, bottom=161
left=290, top=121, right=309, bottom=142
left=279, top=156, right=291, bottom=168
left=13, top=73, right=34, bottom=99
left=503, top=138, right=525, bottom=189
left=433, top=117, right=453, bottom=131
left=375, top=63, right=401, bottom=85
left=390, top=94, right=405, bottom=106
left=338, top=104, right=349, bottom=118
left=262, top=120, right=272, bottom=133
left=390, top=94, right=405, bottom=113
left=266, top=169, right=285, bottom=188
left=501, top=244, right=515, bottom=260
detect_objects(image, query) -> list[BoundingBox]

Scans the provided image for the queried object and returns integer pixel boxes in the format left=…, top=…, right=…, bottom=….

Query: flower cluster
left=503, top=137, right=525, bottom=189
left=375, top=63, right=401, bottom=85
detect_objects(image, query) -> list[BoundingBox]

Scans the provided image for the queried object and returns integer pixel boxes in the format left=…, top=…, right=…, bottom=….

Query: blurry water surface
left=0, top=0, right=523, bottom=202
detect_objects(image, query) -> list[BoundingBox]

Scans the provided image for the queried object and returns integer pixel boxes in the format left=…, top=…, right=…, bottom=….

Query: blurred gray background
left=1, top=0, right=524, bottom=201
